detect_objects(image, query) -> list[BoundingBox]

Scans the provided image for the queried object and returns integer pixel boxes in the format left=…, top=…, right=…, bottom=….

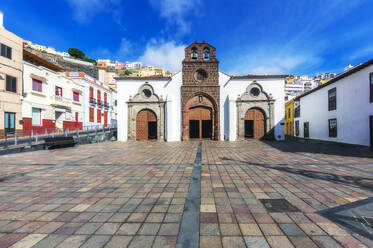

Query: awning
left=30, top=73, right=47, bottom=82
left=72, top=88, right=82, bottom=94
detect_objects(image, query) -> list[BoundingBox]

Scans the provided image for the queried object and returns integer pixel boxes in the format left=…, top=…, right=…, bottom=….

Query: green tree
left=125, top=69, right=132, bottom=75
left=68, top=48, right=85, bottom=59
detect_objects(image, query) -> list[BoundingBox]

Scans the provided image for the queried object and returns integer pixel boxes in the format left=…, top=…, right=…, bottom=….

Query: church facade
left=116, top=41, right=286, bottom=142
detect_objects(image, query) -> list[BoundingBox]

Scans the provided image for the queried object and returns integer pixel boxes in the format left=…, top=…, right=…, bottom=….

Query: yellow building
left=285, top=99, right=294, bottom=136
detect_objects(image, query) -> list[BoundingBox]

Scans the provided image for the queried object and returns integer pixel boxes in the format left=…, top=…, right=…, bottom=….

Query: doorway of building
left=136, top=109, right=157, bottom=141
left=245, top=108, right=265, bottom=139
left=4, top=112, right=16, bottom=134
left=55, top=111, right=64, bottom=130
left=304, top=122, right=309, bottom=139
left=189, top=107, right=212, bottom=139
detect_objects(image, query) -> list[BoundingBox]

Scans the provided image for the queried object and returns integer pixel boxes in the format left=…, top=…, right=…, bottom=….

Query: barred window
left=328, top=88, right=336, bottom=111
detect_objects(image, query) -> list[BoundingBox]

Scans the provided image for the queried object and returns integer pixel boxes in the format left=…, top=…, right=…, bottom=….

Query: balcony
left=51, top=95, right=72, bottom=109
left=97, top=100, right=103, bottom=108
left=89, top=97, right=96, bottom=105
left=104, top=102, right=109, bottom=109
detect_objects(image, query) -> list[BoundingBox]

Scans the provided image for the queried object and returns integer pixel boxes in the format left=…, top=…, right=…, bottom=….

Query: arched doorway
left=136, top=109, right=157, bottom=141
left=182, top=94, right=218, bottom=140
left=189, top=106, right=212, bottom=139
left=245, top=108, right=265, bottom=139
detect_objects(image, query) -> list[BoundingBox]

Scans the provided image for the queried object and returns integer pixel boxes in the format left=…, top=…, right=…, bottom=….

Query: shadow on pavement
left=264, top=139, right=373, bottom=159
left=318, top=197, right=373, bottom=241
left=220, top=157, right=373, bottom=191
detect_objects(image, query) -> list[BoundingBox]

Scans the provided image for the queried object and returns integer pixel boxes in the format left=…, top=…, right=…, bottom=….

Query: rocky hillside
left=24, top=48, right=98, bottom=79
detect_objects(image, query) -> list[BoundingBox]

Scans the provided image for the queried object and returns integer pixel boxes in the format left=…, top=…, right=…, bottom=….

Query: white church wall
left=221, top=77, right=285, bottom=141
left=218, top=72, right=233, bottom=140
left=116, top=72, right=182, bottom=142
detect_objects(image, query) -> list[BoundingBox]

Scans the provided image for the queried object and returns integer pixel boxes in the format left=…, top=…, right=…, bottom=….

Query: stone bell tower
left=181, top=41, right=220, bottom=141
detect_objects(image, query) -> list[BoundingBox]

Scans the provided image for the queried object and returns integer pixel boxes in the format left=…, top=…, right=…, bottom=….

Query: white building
left=65, top=72, right=114, bottom=127
left=22, top=50, right=84, bottom=132
left=294, top=58, right=373, bottom=147
left=125, top=61, right=142, bottom=71
left=116, top=42, right=285, bottom=142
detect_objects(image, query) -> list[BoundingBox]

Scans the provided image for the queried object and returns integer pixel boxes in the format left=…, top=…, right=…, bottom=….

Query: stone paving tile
left=80, top=235, right=111, bottom=248
left=288, top=236, right=318, bottom=248
left=200, top=236, right=222, bottom=248
left=116, top=223, right=141, bottom=235
left=0, top=140, right=372, bottom=248
left=279, top=223, right=306, bottom=236
left=0, top=233, right=27, bottom=248
left=55, top=235, right=88, bottom=248
left=152, top=235, right=177, bottom=248
left=244, top=236, right=270, bottom=248
left=31, top=234, right=68, bottom=248
left=75, top=223, right=102, bottom=235
left=312, top=235, right=343, bottom=248
left=128, top=235, right=155, bottom=248
left=222, top=236, right=246, bottom=248
left=9, top=234, right=47, bottom=248
left=266, top=235, right=295, bottom=248
left=104, top=235, right=133, bottom=248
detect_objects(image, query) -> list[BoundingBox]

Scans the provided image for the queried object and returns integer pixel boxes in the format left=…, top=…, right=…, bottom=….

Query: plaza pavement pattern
left=0, top=140, right=371, bottom=247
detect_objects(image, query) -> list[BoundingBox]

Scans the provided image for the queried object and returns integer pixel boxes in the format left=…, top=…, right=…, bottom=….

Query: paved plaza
left=0, top=140, right=372, bottom=247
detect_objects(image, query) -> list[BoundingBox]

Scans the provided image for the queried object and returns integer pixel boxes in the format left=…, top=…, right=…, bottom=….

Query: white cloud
left=138, top=40, right=186, bottom=72
left=149, top=0, right=201, bottom=35
left=226, top=45, right=322, bottom=76
left=65, top=0, right=122, bottom=24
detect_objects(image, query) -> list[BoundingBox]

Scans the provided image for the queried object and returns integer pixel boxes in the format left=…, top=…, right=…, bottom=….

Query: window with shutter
left=6, top=75, right=17, bottom=93
left=32, top=79, right=43, bottom=92
left=328, top=88, right=336, bottom=111
left=89, top=108, right=94, bottom=122
left=73, top=92, right=79, bottom=102
left=0, top=43, right=12, bottom=59
left=97, top=109, right=101, bottom=123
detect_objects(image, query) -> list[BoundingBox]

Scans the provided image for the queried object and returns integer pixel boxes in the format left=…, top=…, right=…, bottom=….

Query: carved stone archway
left=127, top=83, right=165, bottom=141
left=236, top=82, right=275, bottom=140
left=182, top=93, right=219, bottom=140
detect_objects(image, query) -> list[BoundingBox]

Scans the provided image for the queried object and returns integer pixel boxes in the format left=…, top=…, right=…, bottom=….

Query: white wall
left=117, top=72, right=285, bottom=142
left=296, top=65, right=373, bottom=146
left=69, top=77, right=113, bottom=127
left=22, top=62, right=83, bottom=124
left=220, top=76, right=285, bottom=141
left=116, top=72, right=182, bottom=142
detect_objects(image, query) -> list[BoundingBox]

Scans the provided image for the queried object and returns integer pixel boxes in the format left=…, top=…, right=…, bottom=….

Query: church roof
left=115, top=76, right=172, bottom=80
left=230, top=74, right=289, bottom=79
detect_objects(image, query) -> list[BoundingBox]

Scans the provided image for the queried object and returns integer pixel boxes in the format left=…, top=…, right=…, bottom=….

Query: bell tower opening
left=181, top=41, right=220, bottom=141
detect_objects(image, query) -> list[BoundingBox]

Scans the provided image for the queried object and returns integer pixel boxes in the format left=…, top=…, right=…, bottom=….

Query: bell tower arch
left=181, top=41, right=220, bottom=140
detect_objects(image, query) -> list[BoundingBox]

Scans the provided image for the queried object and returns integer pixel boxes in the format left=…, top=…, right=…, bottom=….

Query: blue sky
left=2, top=0, right=373, bottom=75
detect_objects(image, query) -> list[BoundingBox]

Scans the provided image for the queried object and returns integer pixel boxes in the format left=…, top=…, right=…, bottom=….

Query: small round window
left=142, top=89, right=152, bottom=98
left=250, top=87, right=260, bottom=97
left=194, top=69, right=207, bottom=82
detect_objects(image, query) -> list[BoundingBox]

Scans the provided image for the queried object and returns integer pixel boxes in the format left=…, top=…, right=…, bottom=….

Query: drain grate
left=259, top=199, right=300, bottom=212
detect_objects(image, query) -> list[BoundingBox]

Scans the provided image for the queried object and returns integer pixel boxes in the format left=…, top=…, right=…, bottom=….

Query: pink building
left=115, top=61, right=125, bottom=70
